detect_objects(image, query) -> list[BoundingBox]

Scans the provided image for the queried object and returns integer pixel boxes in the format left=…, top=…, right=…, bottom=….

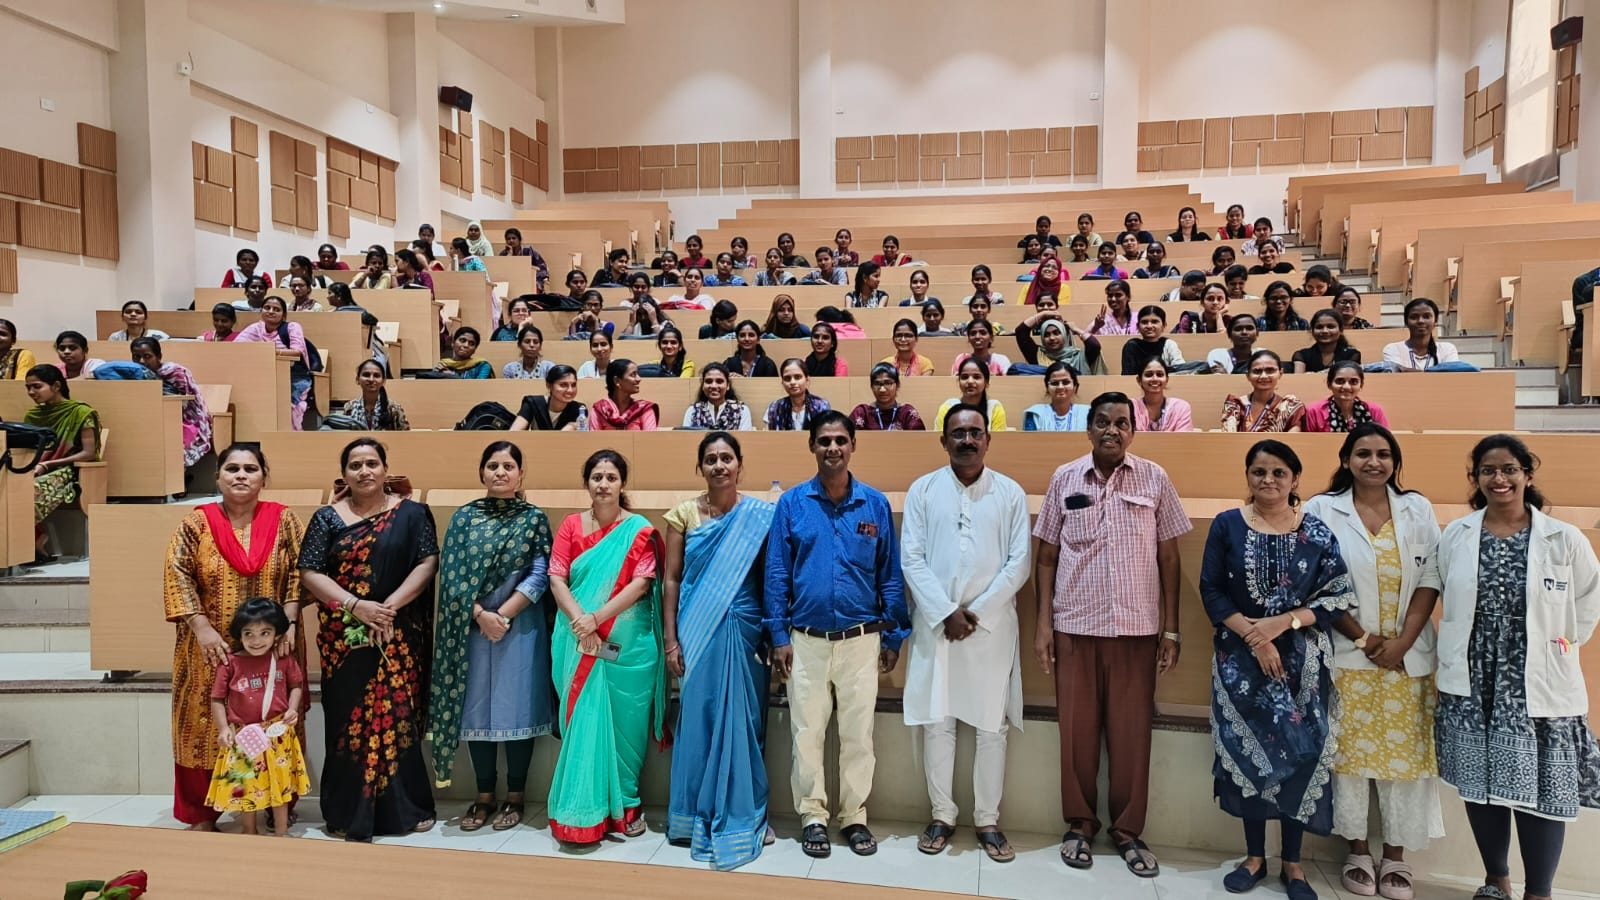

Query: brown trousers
left=1053, top=632, right=1158, bottom=840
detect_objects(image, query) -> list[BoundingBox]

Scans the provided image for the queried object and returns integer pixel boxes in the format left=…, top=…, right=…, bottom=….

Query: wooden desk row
left=0, top=381, right=184, bottom=497
left=481, top=328, right=1406, bottom=375
left=375, top=371, right=1512, bottom=433
left=85, top=430, right=1600, bottom=713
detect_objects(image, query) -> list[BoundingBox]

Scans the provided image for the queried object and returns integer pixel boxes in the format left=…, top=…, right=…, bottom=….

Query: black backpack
left=523, top=292, right=583, bottom=312
left=455, top=401, right=515, bottom=431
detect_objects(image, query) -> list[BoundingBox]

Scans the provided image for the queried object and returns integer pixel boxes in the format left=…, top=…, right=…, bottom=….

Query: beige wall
left=186, top=0, right=393, bottom=112
left=435, top=28, right=550, bottom=224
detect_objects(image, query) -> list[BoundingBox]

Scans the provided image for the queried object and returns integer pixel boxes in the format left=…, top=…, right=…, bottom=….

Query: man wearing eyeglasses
left=1033, top=391, right=1191, bottom=878
left=765, top=410, right=909, bottom=860
left=901, top=404, right=1031, bottom=863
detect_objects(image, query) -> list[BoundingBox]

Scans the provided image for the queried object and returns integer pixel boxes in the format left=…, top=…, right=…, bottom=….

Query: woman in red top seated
left=871, top=235, right=913, bottom=267
left=679, top=234, right=711, bottom=269
left=221, top=248, right=271, bottom=288
left=316, top=244, right=351, bottom=271
left=1302, top=361, right=1389, bottom=433
left=1218, top=204, right=1254, bottom=240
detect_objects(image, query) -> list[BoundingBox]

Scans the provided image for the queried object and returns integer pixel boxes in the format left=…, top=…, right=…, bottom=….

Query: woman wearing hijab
left=1017, top=257, right=1069, bottom=306
left=465, top=221, right=496, bottom=259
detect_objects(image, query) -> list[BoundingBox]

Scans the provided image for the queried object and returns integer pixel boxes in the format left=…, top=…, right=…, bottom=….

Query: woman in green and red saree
left=24, top=365, right=100, bottom=559
left=297, top=438, right=440, bottom=842
left=547, top=449, right=666, bottom=845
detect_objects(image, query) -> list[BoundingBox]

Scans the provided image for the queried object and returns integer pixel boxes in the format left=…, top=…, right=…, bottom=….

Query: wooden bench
left=1411, top=216, right=1600, bottom=301
left=0, top=436, right=40, bottom=568
left=0, top=381, right=183, bottom=497
left=1351, top=192, right=1575, bottom=287
left=1316, top=179, right=1518, bottom=258
left=1453, top=237, right=1600, bottom=335
left=369, top=370, right=1510, bottom=433
left=1503, top=259, right=1600, bottom=367
left=1289, top=167, right=1463, bottom=245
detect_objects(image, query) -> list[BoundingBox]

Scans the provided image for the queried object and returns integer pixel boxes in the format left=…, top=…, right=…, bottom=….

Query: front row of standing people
left=163, top=420, right=1599, bottom=897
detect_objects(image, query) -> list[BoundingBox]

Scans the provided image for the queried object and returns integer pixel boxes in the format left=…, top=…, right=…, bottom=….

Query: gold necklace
left=1247, top=502, right=1298, bottom=532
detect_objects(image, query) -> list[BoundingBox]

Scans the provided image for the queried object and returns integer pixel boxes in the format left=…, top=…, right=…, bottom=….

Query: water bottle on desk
left=767, top=480, right=782, bottom=503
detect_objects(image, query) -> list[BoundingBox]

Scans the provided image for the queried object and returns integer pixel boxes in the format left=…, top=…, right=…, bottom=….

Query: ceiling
left=307, top=0, right=624, bottom=26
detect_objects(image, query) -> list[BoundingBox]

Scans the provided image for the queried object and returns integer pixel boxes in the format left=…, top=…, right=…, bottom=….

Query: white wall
left=831, top=0, right=1105, bottom=135
left=435, top=30, right=548, bottom=222
left=1470, top=0, right=1510, bottom=83
left=560, top=0, right=800, bottom=146
left=0, top=7, right=120, bottom=338
left=190, top=86, right=395, bottom=291
left=1143, top=0, right=1437, bottom=120
left=0, top=0, right=117, bottom=51
left=187, top=0, right=393, bottom=112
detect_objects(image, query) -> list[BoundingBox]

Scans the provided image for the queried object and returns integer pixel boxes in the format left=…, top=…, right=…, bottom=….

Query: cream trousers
left=788, top=630, right=880, bottom=829
left=923, top=717, right=1009, bottom=828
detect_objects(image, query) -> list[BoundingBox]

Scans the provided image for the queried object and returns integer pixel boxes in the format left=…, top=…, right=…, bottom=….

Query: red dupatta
left=200, top=502, right=286, bottom=576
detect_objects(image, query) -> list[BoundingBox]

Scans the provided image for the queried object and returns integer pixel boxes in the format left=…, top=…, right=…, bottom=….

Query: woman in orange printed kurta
left=163, top=445, right=305, bottom=829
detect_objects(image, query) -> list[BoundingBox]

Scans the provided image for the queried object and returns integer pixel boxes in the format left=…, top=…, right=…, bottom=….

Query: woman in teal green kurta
left=546, top=449, right=665, bottom=844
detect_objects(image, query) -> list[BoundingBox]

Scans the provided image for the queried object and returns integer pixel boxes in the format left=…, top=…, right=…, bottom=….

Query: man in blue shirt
left=765, top=410, right=908, bottom=860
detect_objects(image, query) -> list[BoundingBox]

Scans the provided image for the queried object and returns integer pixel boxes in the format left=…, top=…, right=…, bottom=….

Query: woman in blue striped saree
left=661, top=431, right=776, bottom=870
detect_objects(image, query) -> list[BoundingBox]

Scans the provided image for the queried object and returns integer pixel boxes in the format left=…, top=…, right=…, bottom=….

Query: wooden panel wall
left=834, top=126, right=1093, bottom=188
left=1555, top=46, right=1581, bottom=151
left=478, top=120, right=507, bottom=196
left=1462, top=68, right=1507, bottom=162
left=0, top=123, right=122, bottom=294
left=192, top=117, right=264, bottom=232
left=1137, top=105, right=1434, bottom=174
left=506, top=120, right=549, bottom=204
left=324, top=137, right=396, bottom=242
left=563, top=138, right=796, bottom=194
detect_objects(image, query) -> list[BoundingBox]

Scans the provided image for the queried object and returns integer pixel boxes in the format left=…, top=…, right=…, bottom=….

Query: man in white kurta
left=901, top=404, right=1031, bottom=859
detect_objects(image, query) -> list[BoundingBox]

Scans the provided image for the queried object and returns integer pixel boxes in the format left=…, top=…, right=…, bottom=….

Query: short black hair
left=228, top=597, right=291, bottom=643
left=807, top=409, right=855, bottom=444
left=1087, top=391, right=1136, bottom=430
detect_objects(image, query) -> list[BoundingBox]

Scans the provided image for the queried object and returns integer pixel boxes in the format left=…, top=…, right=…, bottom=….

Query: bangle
left=1161, top=631, right=1181, bottom=644
left=663, top=642, right=680, bottom=654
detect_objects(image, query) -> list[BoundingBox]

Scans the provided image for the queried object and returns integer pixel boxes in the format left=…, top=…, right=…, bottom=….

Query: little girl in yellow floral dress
left=204, top=598, right=310, bottom=836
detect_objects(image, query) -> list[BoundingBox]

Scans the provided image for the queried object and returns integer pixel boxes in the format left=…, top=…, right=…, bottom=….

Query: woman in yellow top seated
left=879, top=318, right=934, bottom=377
left=0, top=319, right=37, bottom=380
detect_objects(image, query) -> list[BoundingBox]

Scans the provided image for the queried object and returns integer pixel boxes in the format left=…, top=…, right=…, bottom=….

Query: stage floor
left=6, top=796, right=1599, bottom=899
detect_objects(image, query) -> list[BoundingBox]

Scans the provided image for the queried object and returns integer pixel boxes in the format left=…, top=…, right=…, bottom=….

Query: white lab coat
left=1436, top=507, right=1600, bottom=717
left=1302, top=488, right=1442, bottom=676
left=900, top=466, right=1031, bottom=732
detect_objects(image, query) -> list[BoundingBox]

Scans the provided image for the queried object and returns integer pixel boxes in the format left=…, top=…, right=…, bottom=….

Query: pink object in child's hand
left=234, top=723, right=270, bottom=759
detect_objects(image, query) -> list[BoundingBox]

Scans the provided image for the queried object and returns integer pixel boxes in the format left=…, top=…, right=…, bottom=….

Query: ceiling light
left=432, top=2, right=444, bottom=9
left=506, top=12, right=521, bottom=17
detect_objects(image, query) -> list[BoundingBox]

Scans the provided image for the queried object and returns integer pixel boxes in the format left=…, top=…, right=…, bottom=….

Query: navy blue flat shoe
left=1223, top=861, right=1268, bottom=893
left=1280, top=870, right=1319, bottom=900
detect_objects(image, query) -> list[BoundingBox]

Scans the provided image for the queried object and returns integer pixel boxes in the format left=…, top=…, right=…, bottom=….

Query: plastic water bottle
left=767, top=480, right=783, bottom=503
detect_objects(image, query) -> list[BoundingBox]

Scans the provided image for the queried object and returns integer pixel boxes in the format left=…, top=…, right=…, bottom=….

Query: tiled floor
left=11, top=795, right=1599, bottom=899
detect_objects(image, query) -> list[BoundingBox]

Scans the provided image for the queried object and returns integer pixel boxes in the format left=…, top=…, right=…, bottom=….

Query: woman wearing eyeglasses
left=1433, top=434, right=1600, bottom=900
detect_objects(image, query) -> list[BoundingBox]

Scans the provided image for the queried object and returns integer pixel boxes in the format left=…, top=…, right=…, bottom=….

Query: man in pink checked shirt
left=1031, top=391, right=1190, bottom=880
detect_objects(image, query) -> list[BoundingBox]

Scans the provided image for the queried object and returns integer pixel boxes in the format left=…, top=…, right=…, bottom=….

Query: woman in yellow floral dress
left=1304, top=424, right=1445, bottom=899
left=164, top=444, right=306, bottom=830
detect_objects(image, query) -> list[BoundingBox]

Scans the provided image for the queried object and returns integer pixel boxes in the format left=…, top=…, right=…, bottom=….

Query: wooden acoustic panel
left=439, top=153, right=460, bottom=190
left=983, top=131, right=1007, bottom=178
left=1376, top=107, right=1405, bottom=133
left=268, top=132, right=295, bottom=189
left=1072, top=126, right=1097, bottom=176
left=921, top=132, right=957, bottom=157
left=958, top=131, right=982, bottom=156
left=1332, top=109, right=1376, bottom=135
left=191, top=142, right=204, bottom=180
left=779, top=139, right=799, bottom=186
left=327, top=203, right=350, bottom=240
left=232, top=154, right=259, bottom=233
left=1331, top=135, right=1360, bottom=163
left=1260, top=139, right=1303, bottom=166
left=231, top=118, right=258, bottom=157
left=0, top=247, right=15, bottom=294
left=835, top=137, right=870, bottom=161
left=327, top=171, right=350, bottom=206
left=1405, top=106, right=1434, bottom=160
left=1009, top=128, right=1046, bottom=153
left=40, top=160, right=81, bottom=208
left=294, top=175, right=317, bottom=230
left=1034, top=150, right=1071, bottom=177
left=295, top=140, right=316, bottom=177
left=1136, top=148, right=1162, bottom=172
left=1275, top=114, right=1304, bottom=139
left=327, top=140, right=360, bottom=177
left=359, top=151, right=379, bottom=184
left=1231, top=115, right=1274, bottom=141
left=205, top=146, right=233, bottom=189
left=1176, top=119, right=1204, bottom=144
left=0, top=197, right=17, bottom=244
left=270, top=186, right=295, bottom=227
left=79, top=171, right=118, bottom=260
left=457, top=110, right=472, bottom=138
left=722, top=164, right=744, bottom=188
left=0, top=149, right=41, bottom=200
left=1360, top=132, right=1404, bottom=161
left=871, top=134, right=896, bottom=159
left=78, top=171, right=116, bottom=257
left=1230, top=141, right=1259, bottom=168
left=1160, top=144, right=1201, bottom=170
left=1203, top=118, right=1230, bottom=168
left=698, top=144, right=721, bottom=189
left=1465, top=65, right=1480, bottom=96
left=1138, top=120, right=1179, bottom=146
left=459, top=138, right=475, bottom=193
left=536, top=119, right=548, bottom=144
left=76, top=123, right=117, bottom=172
left=350, top=176, right=378, bottom=215
left=193, top=181, right=232, bottom=228
left=378, top=160, right=396, bottom=221
left=563, top=171, right=585, bottom=194
left=946, top=155, right=981, bottom=180
left=1302, top=112, right=1333, bottom=163
left=1047, top=127, right=1071, bottom=152
left=19, top=203, right=81, bottom=253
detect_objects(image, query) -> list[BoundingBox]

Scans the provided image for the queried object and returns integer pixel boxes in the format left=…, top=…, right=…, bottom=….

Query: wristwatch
left=1289, top=613, right=1303, bottom=631
left=1353, top=632, right=1369, bottom=650
left=1162, top=631, right=1182, bottom=644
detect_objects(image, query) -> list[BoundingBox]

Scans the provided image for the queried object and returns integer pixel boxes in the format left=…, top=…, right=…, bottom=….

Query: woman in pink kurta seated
left=589, top=359, right=659, bottom=431
left=234, top=296, right=313, bottom=430
left=1302, top=361, right=1390, bottom=433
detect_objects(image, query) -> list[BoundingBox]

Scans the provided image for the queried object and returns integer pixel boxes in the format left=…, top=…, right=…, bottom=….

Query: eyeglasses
left=1335, top=299, right=1360, bottom=308
left=1475, top=465, right=1528, bottom=479
left=814, top=436, right=851, bottom=448
left=948, top=428, right=986, bottom=441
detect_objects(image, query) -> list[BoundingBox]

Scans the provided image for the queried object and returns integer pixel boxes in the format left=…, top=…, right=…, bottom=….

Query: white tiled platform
left=10, top=795, right=1599, bottom=899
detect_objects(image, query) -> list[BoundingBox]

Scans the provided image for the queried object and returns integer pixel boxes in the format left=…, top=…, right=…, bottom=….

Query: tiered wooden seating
left=1411, top=216, right=1600, bottom=301
left=1453, top=236, right=1600, bottom=336
left=1317, top=178, right=1519, bottom=258
left=0, top=438, right=40, bottom=568
left=1286, top=166, right=1461, bottom=243
left=1350, top=192, right=1574, bottom=283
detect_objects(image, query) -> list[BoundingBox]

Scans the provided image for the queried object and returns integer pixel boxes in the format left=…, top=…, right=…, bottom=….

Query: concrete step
left=0, top=565, right=87, bottom=614
left=1516, top=405, right=1600, bottom=432
left=0, top=739, right=29, bottom=806
left=0, top=610, right=88, bottom=653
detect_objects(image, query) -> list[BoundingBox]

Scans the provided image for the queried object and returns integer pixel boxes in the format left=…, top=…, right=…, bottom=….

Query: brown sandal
left=623, top=813, right=647, bottom=838
left=459, top=802, right=494, bottom=832
left=491, top=801, right=524, bottom=831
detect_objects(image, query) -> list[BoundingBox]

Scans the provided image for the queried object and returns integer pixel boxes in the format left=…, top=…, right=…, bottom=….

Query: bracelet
left=663, top=642, right=680, bottom=654
left=1161, top=631, right=1181, bottom=644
